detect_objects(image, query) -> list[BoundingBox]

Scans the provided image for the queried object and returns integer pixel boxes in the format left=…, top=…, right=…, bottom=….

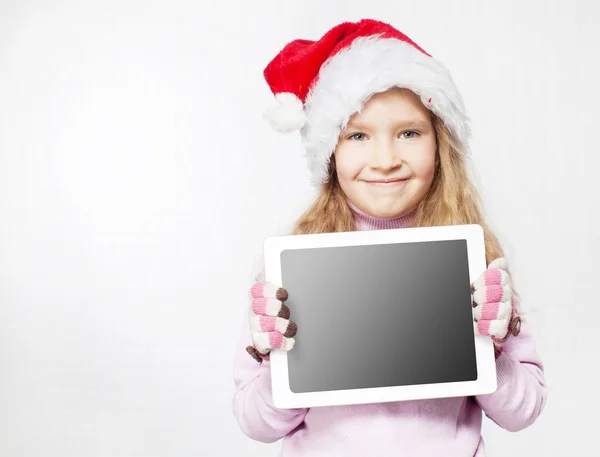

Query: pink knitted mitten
left=471, top=258, right=521, bottom=355
left=246, top=281, right=297, bottom=363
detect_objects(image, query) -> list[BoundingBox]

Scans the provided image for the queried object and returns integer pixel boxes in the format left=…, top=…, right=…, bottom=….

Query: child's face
left=334, top=87, right=437, bottom=219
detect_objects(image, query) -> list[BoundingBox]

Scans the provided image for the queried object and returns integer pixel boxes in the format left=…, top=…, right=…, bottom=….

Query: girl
left=233, top=19, right=547, bottom=456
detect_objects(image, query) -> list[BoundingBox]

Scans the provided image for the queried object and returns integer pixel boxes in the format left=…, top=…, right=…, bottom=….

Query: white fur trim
left=301, top=36, right=472, bottom=186
left=263, top=92, right=307, bottom=133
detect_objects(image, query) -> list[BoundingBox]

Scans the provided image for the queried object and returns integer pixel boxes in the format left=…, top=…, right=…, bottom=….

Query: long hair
left=291, top=112, right=505, bottom=266
left=286, top=107, right=522, bottom=320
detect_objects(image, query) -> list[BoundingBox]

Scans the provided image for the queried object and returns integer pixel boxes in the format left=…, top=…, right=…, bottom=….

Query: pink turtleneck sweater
left=232, top=202, right=547, bottom=457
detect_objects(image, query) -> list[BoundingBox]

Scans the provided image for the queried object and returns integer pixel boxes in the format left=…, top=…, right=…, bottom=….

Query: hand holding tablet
left=263, top=224, right=501, bottom=409
left=247, top=242, right=523, bottom=397
left=248, top=257, right=521, bottom=363
left=246, top=282, right=298, bottom=363
left=471, top=258, right=522, bottom=354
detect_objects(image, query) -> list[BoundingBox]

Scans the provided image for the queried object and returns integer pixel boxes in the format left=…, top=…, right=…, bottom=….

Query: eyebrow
left=346, top=119, right=431, bottom=130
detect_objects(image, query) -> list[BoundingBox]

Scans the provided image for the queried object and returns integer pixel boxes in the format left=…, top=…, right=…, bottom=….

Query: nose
left=371, top=139, right=402, bottom=170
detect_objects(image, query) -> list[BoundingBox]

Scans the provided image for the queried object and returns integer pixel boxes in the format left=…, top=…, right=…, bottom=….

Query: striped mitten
left=246, top=281, right=298, bottom=363
left=471, top=258, right=521, bottom=355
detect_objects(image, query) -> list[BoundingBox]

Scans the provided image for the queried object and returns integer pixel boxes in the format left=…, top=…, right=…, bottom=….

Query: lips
left=367, top=178, right=408, bottom=183
left=365, top=178, right=409, bottom=188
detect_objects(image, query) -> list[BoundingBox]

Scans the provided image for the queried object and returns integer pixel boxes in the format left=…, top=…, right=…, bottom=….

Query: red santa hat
left=263, top=18, right=472, bottom=187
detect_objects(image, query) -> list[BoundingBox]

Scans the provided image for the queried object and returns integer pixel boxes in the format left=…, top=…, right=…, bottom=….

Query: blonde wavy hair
left=291, top=111, right=504, bottom=267
left=282, top=102, right=523, bottom=323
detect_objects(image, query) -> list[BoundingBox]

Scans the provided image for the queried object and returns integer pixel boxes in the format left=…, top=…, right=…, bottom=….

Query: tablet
left=264, top=224, right=497, bottom=409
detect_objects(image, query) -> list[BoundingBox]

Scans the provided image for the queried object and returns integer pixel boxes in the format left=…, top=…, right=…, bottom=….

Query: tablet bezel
left=265, top=224, right=497, bottom=409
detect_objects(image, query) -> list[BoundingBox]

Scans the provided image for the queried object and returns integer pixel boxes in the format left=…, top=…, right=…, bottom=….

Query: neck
left=346, top=197, right=414, bottom=231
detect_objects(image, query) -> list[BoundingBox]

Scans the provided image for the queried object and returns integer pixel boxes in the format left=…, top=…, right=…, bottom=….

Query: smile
left=365, top=178, right=409, bottom=188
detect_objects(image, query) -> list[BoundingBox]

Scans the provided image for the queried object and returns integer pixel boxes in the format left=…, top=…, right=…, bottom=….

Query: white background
left=0, top=1, right=598, bottom=456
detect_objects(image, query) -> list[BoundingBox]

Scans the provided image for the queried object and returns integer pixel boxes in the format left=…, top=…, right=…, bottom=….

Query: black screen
left=280, top=239, right=477, bottom=393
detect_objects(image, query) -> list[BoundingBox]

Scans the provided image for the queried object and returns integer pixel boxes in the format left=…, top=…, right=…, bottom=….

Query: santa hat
left=263, top=18, right=472, bottom=187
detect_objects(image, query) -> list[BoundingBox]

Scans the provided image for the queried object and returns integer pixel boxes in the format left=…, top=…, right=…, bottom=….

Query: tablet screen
left=280, top=239, right=477, bottom=394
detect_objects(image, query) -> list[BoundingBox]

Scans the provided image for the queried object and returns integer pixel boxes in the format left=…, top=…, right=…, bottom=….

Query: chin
left=381, top=210, right=407, bottom=219
left=370, top=204, right=408, bottom=219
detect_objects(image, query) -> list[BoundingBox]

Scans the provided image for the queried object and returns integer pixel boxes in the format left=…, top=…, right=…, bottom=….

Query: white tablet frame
left=265, top=224, right=497, bottom=409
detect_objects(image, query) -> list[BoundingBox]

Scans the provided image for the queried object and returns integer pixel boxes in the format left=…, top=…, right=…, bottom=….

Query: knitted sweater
left=232, top=203, right=547, bottom=457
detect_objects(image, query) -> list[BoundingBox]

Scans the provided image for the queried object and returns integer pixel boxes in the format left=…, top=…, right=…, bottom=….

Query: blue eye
left=401, top=131, right=419, bottom=139
left=348, top=133, right=366, bottom=141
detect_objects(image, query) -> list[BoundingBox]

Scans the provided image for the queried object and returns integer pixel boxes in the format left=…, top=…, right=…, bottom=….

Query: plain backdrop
left=0, top=0, right=598, bottom=456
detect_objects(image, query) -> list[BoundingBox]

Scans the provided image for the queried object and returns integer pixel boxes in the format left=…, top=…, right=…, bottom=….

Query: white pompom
left=263, top=92, right=306, bottom=133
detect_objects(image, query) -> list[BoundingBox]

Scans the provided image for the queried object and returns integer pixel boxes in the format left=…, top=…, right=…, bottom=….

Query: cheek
left=409, top=151, right=436, bottom=182
left=334, top=150, right=365, bottom=181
